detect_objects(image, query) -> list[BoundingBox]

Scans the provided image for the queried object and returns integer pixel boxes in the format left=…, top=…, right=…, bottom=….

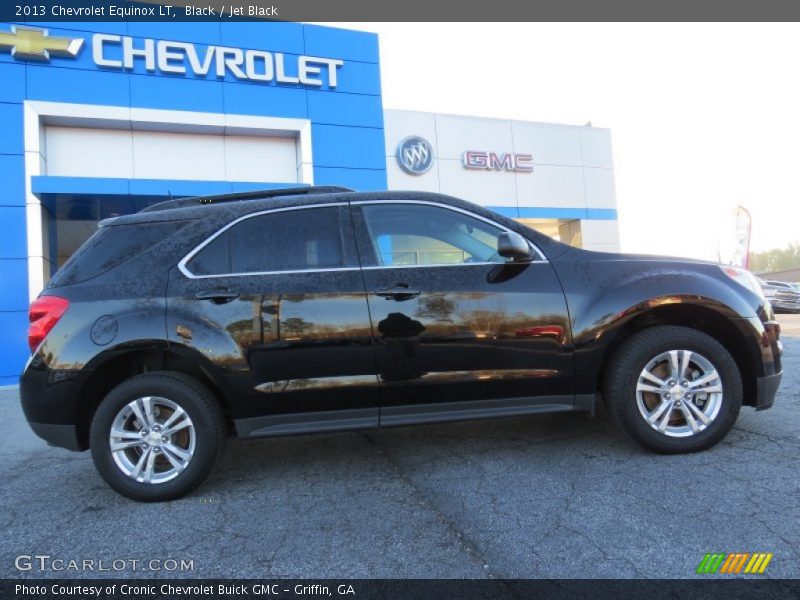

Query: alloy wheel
left=109, top=396, right=196, bottom=484
left=635, top=349, right=723, bottom=438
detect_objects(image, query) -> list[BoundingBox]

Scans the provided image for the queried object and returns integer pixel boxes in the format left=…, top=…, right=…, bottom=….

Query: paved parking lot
left=2, top=315, right=798, bottom=579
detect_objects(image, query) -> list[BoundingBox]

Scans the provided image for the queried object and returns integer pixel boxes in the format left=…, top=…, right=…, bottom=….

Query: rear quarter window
left=49, top=221, right=188, bottom=287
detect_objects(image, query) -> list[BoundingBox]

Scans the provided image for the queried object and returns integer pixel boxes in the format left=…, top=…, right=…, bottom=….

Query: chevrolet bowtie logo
left=0, top=26, right=83, bottom=61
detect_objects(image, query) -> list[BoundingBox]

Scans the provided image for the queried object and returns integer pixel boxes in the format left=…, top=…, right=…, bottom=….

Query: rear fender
left=34, top=298, right=168, bottom=372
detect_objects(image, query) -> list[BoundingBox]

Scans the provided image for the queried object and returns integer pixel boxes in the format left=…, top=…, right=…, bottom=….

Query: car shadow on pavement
left=197, top=408, right=629, bottom=495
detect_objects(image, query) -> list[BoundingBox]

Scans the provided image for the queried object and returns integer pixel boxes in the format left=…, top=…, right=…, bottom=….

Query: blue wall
left=0, top=21, right=387, bottom=384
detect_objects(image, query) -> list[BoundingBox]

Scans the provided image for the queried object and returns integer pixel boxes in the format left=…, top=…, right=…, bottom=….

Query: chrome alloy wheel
left=635, top=350, right=723, bottom=438
left=109, top=397, right=196, bottom=484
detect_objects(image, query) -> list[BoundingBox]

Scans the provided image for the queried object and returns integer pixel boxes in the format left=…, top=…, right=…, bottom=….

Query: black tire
left=603, top=326, right=742, bottom=454
left=90, top=371, right=225, bottom=502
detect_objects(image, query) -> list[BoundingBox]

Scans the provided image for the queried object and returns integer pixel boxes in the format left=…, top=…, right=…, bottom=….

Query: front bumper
left=28, top=422, right=82, bottom=451
left=755, top=371, right=782, bottom=411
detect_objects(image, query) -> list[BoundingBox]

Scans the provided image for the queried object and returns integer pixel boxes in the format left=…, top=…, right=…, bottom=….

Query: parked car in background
left=759, top=279, right=800, bottom=313
left=19, top=187, right=783, bottom=501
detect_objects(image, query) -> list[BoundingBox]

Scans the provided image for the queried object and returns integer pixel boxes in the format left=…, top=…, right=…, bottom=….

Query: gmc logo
left=462, top=151, right=533, bottom=173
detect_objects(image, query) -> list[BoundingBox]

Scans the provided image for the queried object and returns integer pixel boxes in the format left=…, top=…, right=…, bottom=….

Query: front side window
left=186, top=206, right=346, bottom=276
left=360, top=204, right=508, bottom=267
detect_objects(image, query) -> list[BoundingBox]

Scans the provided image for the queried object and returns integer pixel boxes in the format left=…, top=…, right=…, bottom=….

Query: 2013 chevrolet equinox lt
left=20, top=187, right=783, bottom=501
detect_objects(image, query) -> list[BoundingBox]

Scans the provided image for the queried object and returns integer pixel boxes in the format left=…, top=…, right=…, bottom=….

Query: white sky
left=335, top=23, right=800, bottom=260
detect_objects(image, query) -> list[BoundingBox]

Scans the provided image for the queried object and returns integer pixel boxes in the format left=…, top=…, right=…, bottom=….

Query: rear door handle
left=194, top=290, right=240, bottom=303
left=374, top=285, right=421, bottom=301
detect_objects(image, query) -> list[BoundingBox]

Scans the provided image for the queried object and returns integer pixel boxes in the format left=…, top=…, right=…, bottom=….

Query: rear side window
left=50, top=221, right=186, bottom=287
left=186, top=206, right=347, bottom=276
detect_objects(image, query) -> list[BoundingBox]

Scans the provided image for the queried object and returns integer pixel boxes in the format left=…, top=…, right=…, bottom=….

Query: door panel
left=362, top=263, right=573, bottom=407
left=352, top=202, right=573, bottom=418
left=166, top=205, right=378, bottom=433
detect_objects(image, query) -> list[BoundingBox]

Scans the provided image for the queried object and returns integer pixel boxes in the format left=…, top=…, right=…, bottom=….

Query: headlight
left=719, top=266, right=765, bottom=300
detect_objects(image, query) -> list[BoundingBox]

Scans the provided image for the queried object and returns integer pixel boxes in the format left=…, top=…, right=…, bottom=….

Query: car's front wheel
left=90, top=371, right=225, bottom=501
left=604, top=325, right=742, bottom=453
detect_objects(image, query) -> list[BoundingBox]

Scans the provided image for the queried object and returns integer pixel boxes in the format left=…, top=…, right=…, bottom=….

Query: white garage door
left=44, top=125, right=299, bottom=183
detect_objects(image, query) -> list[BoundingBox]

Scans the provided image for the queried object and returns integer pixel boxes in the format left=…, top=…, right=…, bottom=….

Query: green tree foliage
left=749, top=242, right=800, bottom=273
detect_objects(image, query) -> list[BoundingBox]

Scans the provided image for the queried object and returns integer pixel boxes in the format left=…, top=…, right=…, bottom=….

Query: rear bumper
left=28, top=422, right=82, bottom=451
left=20, top=353, right=86, bottom=451
left=755, top=371, right=782, bottom=411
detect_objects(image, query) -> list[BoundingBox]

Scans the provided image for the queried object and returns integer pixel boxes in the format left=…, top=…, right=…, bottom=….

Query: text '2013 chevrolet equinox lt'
left=20, top=187, right=783, bottom=501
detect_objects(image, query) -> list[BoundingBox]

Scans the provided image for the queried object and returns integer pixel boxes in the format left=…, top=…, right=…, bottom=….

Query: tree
left=749, top=242, right=800, bottom=274
left=415, top=293, right=457, bottom=323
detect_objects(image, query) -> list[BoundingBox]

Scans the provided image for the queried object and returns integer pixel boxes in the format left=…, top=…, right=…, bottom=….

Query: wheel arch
left=594, top=303, right=760, bottom=407
left=75, top=342, right=232, bottom=450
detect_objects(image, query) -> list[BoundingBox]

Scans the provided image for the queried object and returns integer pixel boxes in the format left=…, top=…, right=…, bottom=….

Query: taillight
left=28, top=296, right=69, bottom=352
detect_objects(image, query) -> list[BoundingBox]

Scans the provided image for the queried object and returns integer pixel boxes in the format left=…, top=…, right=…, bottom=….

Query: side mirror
left=498, top=231, right=533, bottom=262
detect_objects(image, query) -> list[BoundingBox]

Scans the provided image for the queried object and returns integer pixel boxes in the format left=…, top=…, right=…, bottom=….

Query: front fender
left=553, top=255, right=767, bottom=396
left=573, top=289, right=750, bottom=351
left=562, top=262, right=759, bottom=346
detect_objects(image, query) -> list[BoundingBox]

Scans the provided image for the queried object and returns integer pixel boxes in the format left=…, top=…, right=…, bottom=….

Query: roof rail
left=139, top=186, right=355, bottom=213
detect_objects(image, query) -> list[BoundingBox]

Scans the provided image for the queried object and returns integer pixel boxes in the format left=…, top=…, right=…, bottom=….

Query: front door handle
left=374, top=284, right=421, bottom=301
left=194, top=290, right=240, bottom=303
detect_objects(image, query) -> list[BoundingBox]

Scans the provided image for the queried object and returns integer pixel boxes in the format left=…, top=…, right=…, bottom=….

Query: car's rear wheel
left=604, top=325, right=742, bottom=453
left=90, top=372, right=225, bottom=501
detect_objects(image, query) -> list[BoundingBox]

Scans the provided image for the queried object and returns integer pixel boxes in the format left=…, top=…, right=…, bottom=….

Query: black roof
left=100, top=186, right=567, bottom=259
left=139, top=186, right=355, bottom=213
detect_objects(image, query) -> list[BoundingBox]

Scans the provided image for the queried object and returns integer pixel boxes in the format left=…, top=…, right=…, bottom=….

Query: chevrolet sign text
left=93, top=35, right=344, bottom=87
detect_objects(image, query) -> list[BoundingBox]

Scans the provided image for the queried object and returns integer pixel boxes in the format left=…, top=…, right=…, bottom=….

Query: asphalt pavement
left=1, top=315, right=798, bottom=579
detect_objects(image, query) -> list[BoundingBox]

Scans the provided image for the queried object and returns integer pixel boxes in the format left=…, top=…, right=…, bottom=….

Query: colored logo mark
left=696, top=552, right=773, bottom=574
left=0, top=26, right=84, bottom=61
left=397, top=136, right=434, bottom=175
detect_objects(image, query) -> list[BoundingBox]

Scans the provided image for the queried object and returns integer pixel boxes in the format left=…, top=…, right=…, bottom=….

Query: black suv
left=20, top=187, right=783, bottom=501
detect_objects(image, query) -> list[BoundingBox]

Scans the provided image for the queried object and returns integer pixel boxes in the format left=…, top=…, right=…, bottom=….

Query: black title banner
left=5, top=0, right=800, bottom=21
left=3, top=579, right=800, bottom=600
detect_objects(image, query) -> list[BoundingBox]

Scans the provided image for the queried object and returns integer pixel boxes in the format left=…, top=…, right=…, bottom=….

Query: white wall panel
left=580, top=220, right=621, bottom=250
left=434, top=114, right=513, bottom=160
left=382, top=110, right=618, bottom=251
left=437, top=159, right=517, bottom=206
left=580, top=127, right=614, bottom=168
left=512, top=121, right=582, bottom=166
left=386, top=159, right=441, bottom=193
left=516, top=165, right=586, bottom=208
left=583, top=167, right=617, bottom=209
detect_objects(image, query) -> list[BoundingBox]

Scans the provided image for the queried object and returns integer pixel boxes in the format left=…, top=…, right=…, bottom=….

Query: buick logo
left=397, top=136, right=434, bottom=175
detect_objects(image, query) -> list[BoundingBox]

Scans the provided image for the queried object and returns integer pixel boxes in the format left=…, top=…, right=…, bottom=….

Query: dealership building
left=0, top=20, right=619, bottom=384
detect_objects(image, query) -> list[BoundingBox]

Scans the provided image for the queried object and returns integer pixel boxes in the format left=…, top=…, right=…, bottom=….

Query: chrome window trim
left=178, top=199, right=548, bottom=280
left=178, top=203, right=351, bottom=280
left=351, top=199, right=548, bottom=263
left=360, top=262, right=505, bottom=271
